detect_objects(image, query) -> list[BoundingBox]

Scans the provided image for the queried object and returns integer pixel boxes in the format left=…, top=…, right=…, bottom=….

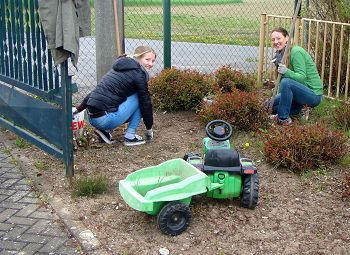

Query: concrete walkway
left=0, top=141, right=80, bottom=255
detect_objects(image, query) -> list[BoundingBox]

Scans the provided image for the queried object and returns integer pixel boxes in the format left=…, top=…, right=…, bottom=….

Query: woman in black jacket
left=76, top=46, right=156, bottom=146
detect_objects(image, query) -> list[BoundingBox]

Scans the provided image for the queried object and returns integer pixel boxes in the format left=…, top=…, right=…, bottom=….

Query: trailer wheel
left=240, top=173, right=259, bottom=209
left=183, top=152, right=200, bottom=161
left=157, top=201, right=192, bottom=236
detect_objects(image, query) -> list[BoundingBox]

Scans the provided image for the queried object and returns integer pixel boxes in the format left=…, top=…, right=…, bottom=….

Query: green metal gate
left=0, top=0, right=74, bottom=176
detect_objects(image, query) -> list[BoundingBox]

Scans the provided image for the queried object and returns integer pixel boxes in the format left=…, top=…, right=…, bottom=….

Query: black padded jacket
left=80, top=56, right=153, bottom=130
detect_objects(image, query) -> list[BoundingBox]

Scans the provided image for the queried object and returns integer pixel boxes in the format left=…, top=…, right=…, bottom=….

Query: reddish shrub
left=198, top=88, right=269, bottom=131
left=149, top=68, right=215, bottom=111
left=214, top=65, right=256, bottom=93
left=262, top=124, right=348, bottom=171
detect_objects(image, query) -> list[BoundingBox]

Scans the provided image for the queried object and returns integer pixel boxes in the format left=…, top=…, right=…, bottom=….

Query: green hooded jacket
left=282, top=45, right=323, bottom=95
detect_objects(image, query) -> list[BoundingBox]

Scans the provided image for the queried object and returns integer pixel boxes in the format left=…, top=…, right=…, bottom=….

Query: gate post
left=258, top=14, right=267, bottom=83
left=163, top=0, right=171, bottom=69
left=113, top=0, right=125, bottom=57
left=61, top=61, right=74, bottom=178
left=95, top=0, right=117, bottom=82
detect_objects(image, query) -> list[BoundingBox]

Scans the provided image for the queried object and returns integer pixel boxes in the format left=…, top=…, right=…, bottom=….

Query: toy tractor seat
left=203, top=148, right=242, bottom=174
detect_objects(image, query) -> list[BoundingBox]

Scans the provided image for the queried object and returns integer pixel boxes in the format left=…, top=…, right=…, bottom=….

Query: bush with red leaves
left=262, top=124, right=348, bottom=171
left=213, top=65, right=256, bottom=93
left=198, top=88, right=269, bottom=131
left=149, top=68, right=215, bottom=111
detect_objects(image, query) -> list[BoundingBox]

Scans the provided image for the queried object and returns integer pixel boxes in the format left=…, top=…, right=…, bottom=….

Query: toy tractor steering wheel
left=205, top=120, right=233, bottom=141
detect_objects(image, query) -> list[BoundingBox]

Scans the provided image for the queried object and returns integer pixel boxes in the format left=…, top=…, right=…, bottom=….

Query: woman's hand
left=277, top=64, right=288, bottom=74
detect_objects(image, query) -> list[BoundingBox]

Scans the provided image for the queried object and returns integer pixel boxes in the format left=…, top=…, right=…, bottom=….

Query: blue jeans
left=272, top=78, right=322, bottom=118
left=88, top=94, right=141, bottom=135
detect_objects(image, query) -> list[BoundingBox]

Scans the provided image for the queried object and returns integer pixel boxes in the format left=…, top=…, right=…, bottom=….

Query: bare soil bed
left=2, top=111, right=350, bottom=255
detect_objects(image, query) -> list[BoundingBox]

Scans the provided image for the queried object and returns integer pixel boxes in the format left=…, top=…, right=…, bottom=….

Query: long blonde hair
left=133, top=46, right=157, bottom=59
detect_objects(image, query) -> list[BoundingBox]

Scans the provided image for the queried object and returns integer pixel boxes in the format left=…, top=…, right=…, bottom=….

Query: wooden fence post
left=258, top=13, right=267, bottom=84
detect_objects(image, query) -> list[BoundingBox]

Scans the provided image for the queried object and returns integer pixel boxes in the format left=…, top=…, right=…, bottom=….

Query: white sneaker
left=268, top=114, right=277, bottom=120
left=94, top=129, right=116, bottom=144
left=124, top=134, right=146, bottom=146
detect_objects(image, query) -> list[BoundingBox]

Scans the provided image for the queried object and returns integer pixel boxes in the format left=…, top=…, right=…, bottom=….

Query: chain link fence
left=73, top=0, right=301, bottom=103
left=125, top=0, right=294, bottom=75
left=70, top=3, right=96, bottom=104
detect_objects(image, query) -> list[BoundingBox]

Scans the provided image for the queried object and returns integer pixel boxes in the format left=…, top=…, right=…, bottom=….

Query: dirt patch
left=2, top=111, right=350, bottom=255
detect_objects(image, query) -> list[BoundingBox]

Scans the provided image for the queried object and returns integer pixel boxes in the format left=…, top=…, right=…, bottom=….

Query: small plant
left=4, top=147, right=11, bottom=154
left=213, top=65, right=256, bottom=93
left=34, top=161, right=49, bottom=171
left=72, top=175, right=109, bottom=197
left=262, top=123, right=348, bottom=171
left=39, top=193, right=52, bottom=204
left=340, top=154, right=350, bottom=166
left=15, top=137, right=32, bottom=149
left=10, top=157, right=19, bottom=165
left=198, top=88, right=269, bottom=131
left=149, top=68, right=215, bottom=111
left=301, top=167, right=329, bottom=182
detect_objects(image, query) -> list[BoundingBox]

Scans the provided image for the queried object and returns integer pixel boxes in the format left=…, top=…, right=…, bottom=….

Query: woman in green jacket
left=270, top=27, right=323, bottom=125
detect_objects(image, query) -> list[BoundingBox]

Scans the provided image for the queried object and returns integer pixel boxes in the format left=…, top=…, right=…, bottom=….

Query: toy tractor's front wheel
left=157, top=201, right=192, bottom=236
left=241, top=173, right=259, bottom=209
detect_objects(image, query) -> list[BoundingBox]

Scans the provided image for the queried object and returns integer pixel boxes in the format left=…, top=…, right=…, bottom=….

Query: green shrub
left=72, top=175, right=108, bottom=197
left=149, top=68, right=215, bottom=111
left=198, top=88, right=269, bottom=131
left=214, top=65, right=256, bottom=93
left=333, top=101, right=350, bottom=132
left=263, top=124, right=348, bottom=171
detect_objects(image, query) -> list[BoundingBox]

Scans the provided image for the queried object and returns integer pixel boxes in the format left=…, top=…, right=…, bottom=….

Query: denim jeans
left=88, top=93, right=141, bottom=135
left=272, top=78, right=322, bottom=118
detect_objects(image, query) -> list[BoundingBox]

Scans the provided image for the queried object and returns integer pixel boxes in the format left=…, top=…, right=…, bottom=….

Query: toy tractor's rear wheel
left=183, top=152, right=200, bottom=161
left=157, top=201, right=192, bottom=236
left=241, top=173, right=259, bottom=209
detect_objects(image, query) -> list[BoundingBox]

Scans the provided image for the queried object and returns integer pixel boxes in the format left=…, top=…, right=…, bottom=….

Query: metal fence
left=74, top=0, right=298, bottom=102
left=0, top=0, right=74, bottom=176
left=70, top=5, right=95, bottom=104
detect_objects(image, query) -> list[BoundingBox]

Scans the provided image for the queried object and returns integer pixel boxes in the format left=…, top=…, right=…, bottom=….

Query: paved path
left=0, top=141, right=80, bottom=255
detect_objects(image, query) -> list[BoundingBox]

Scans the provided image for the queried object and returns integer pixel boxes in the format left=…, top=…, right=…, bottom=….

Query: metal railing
left=0, top=0, right=74, bottom=176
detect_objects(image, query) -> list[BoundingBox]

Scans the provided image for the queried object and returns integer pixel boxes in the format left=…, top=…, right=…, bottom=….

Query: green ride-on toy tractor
left=118, top=120, right=259, bottom=236
left=184, top=119, right=259, bottom=207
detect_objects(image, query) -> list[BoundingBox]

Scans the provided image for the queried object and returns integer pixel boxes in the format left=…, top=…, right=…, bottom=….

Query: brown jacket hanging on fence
left=38, top=0, right=91, bottom=67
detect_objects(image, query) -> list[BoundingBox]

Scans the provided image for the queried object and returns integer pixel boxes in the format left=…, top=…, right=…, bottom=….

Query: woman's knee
left=280, top=78, right=293, bottom=91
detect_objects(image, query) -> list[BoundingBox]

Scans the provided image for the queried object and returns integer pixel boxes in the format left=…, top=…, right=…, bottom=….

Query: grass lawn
left=91, top=0, right=293, bottom=46
left=90, top=0, right=242, bottom=7
left=125, top=0, right=243, bottom=6
left=125, top=13, right=261, bottom=46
